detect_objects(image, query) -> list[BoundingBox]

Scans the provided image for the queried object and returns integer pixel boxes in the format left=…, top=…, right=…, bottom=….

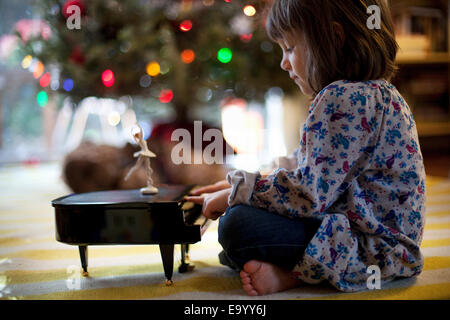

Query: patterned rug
left=0, top=162, right=449, bottom=300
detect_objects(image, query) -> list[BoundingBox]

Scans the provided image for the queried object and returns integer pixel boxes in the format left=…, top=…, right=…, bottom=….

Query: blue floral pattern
left=242, top=80, right=426, bottom=292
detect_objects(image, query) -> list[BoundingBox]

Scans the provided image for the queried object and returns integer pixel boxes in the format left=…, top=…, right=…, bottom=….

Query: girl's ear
left=333, top=22, right=346, bottom=48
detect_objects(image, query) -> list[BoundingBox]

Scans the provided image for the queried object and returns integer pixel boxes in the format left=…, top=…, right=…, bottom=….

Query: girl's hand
left=185, top=188, right=231, bottom=220
left=189, top=180, right=230, bottom=196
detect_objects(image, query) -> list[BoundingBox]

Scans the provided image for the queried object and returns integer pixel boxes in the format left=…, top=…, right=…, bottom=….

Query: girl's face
left=277, top=31, right=314, bottom=96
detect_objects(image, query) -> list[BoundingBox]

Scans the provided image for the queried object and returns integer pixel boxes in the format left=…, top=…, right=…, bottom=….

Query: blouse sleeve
left=227, top=85, right=381, bottom=219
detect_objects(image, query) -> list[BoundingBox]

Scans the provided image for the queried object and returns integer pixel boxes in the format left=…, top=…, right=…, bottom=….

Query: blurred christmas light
left=221, top=98, right=264, bottom=155
left=39, top=72, right=51, bottom=87
left=63, top=78, right=74, bottom=92
left=196, top=87, right=213, bottom=102
left=243, top=5, right=256, bottom=16
left=29, top=58, right=38, bottom=72
left=37, top=91, right=48, bottom=107
left=21, top=55, right=32, bottom=69
left=240, top=33, right=253, bottom=42
left=15, top=19, right=51, bottom=42
left=180, top=20, right=192, bottom=32
left=260, top=41, right=273, bottom=52
left=33, top=61, right=44, bottom=79
left=159, top=89, right=173, bottom=103
left=159, top=61, right=171, bottom=75
left=202, top=0, right=214, bottom=6
left=50, top=79, right=60, bottom=90
left=146, top=61, right=160, bottom=76
left=180, top=0, right=193, bottom=11
left=102, top=69, right=115, bottom=87
left=108, top=111, right=121, bottom=126
left=139, top=75, right=152, bottom=88
left=217, top=48, right=232, bottom=63
left=62, top=0, right=86, bottom=18
left=181, top=49, right=195, bottom=64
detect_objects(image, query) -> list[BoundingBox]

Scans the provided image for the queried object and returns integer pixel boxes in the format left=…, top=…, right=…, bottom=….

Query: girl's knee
left=218, top=205, right=253, bottom=251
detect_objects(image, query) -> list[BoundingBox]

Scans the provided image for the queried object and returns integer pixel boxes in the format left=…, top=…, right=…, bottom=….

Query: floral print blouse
left=226, top=79, right=426, bottom=292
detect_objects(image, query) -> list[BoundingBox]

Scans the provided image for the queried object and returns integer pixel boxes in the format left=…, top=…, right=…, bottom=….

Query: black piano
left=51, top=185, right=206, bottom=285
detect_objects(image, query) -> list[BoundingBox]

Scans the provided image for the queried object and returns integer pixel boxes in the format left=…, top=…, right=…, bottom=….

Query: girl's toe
left=239, top=270, right=248, bottom=278
left=240, top=276, right=252, bottom=284
left=243, top=284, right=258, bottom=296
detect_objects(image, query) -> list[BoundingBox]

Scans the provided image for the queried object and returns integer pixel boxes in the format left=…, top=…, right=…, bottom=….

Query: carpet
left=0, top=162, right=449, bottom=300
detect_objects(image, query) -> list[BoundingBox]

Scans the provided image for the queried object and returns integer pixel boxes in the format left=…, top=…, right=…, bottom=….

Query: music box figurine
left=125, top=123, right=159, bottom=195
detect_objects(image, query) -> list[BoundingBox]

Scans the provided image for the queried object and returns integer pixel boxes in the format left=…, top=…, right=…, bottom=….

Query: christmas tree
left=18, top=0, right=296, bottom=121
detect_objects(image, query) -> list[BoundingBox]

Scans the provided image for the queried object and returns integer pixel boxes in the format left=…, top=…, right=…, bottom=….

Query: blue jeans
left=218, top=205, right=321, bottom=271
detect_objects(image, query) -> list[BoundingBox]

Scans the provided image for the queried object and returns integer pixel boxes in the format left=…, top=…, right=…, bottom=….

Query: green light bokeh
left=217, top=48, right=232, bottom=63
left=37, top=91, right=48, bottom=107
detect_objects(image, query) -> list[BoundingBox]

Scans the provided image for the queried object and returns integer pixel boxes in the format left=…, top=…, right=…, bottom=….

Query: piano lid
left=52, top=185, right=193, bottom=207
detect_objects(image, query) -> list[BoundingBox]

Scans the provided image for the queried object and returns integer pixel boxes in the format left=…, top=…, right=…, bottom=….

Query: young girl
left=186, top=0, right=426, bottom=296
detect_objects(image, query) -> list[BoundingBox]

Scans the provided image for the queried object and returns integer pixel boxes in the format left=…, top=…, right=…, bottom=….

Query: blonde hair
left=266, top=0, right=399, bottom=95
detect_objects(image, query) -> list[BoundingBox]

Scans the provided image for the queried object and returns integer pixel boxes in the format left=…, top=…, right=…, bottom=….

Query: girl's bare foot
left=239, top=260, right=301, bottom=296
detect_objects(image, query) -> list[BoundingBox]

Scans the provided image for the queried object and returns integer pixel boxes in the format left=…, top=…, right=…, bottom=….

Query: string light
left=102, top=69, right=115, bottom=87
left=39, top=72, right=51, bottom=88
left=217, top=48, right=232, bottom=63
left=181, top=49, right=195, bottom=64
left=36, top=91, right=48, bottom=107
left=159, top=61, right=171, bottom=75
left=180, top=20, right=192, bottom=32
left=240, top=34, right=253, bottom=42
left=159, top=89, right=173, bottom=103
left=33, top=61, right=44, bottom=79
left=243, top=5, right=256, bottom=16
left=63, top=78, right=74, bottom=92
left=139, top=75, right=152, bottom=87
left=202, top=0, right=214, bottom=6
left=21, top=55, right=32, bottom=69
left=146, top=61, right=160, bottom=76
left=50, top=79, right=60, bottom=90
left=108, top=111, right=121, bottom=126
left=180, top=0, right=193, bottom=11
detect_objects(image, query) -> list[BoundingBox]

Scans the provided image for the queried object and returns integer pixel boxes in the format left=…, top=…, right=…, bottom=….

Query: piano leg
left=178, top=244, right=194, bottom=273
left=179, top=244, right=188, bottom=273
left=159, top=244, right=174, bottom=285
left=78, top=245, right=89, bottom=277
left=186, top=244, right=190, bottom=260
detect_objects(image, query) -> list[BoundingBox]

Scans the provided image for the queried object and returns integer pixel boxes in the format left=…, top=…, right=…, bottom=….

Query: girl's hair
left=266, top=0, right=399, bottom=95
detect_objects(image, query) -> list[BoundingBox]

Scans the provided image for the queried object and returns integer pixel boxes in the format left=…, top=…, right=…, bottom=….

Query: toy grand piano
left=52, top=185, right=206, bottom=285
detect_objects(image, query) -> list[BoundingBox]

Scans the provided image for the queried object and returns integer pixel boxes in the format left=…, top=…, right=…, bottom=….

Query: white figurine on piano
left=125, top=123, right=159, bottom=195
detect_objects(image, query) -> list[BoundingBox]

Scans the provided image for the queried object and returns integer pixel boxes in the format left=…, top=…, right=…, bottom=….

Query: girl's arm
left=189, top=180, right=231, bottom=196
